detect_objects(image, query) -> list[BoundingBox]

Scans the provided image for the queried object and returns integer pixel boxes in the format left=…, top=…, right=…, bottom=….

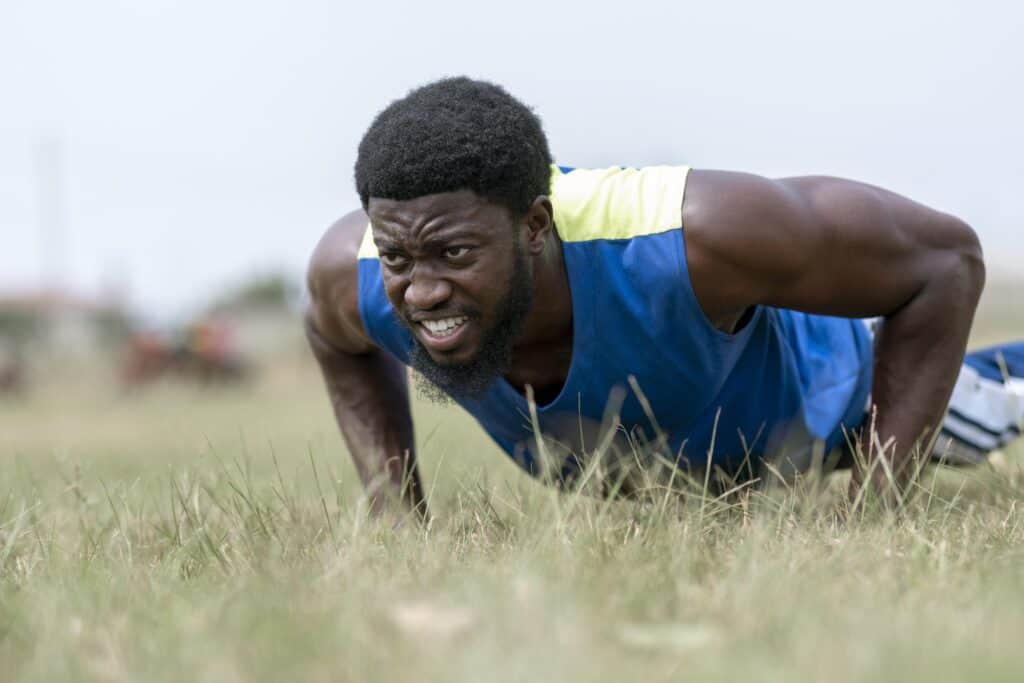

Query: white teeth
left=421, top=316, right=467, bottom=335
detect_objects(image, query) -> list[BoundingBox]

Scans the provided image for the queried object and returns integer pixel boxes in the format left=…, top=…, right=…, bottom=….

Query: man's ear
left=524, top=196, right=554, bottom=256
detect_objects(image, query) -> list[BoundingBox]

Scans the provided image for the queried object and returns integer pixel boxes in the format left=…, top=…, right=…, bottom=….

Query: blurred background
left=1, top=0, right=1021, bottom=409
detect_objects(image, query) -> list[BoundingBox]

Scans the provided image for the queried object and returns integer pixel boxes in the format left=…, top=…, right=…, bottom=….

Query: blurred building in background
left=0, top=287, right=130, bottom=358
left=202, top=272, right=304, bottom=358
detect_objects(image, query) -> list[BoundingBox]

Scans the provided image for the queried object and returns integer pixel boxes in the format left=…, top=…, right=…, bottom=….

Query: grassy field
left=1, top=293, right=1023, bottom=682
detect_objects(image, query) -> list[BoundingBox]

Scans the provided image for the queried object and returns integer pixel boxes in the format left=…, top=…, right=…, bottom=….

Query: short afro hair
left=355, top=77, right=553, bottom=216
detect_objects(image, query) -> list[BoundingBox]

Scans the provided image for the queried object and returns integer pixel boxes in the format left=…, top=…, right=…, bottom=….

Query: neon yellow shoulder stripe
left=357, top=220, right=378, bottom=259
left=551, top=165, right=690, bottom=243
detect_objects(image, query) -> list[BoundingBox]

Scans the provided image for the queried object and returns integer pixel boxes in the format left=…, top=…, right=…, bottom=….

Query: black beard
left=405, top=242, right=534, bottom=404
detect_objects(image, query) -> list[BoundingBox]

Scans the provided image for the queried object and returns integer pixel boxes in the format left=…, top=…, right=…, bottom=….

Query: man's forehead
left=367, top=190, right=511, bottom=238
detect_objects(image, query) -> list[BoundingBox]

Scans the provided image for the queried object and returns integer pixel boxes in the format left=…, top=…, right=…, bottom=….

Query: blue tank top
left=357, top=166, right=874, bottom=477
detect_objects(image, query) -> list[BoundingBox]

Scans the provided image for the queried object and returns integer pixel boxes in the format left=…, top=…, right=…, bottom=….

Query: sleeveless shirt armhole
left=676, top=202, right=763, bottom=345
left=355, top=256, right=379, bottom=350
left=355, top=221, right=378, bottom=347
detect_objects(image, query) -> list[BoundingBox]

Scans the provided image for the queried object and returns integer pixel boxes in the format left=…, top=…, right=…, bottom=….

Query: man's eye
left=380, top=253, right=408, bottom=268
left=443, top=246, right=470, bottom=259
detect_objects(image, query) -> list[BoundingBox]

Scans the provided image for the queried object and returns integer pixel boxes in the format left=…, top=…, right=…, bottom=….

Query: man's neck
left=503, top=234, right=574, bottom=399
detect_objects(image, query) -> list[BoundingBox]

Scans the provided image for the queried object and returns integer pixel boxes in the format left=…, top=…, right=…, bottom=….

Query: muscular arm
left=305, top=210, right=427, bottom=517
left=682, top=170, right=985, bottom=494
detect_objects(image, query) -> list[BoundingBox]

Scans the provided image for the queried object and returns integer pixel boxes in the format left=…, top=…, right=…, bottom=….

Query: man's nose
left=404, top=268, right=452, bottom=310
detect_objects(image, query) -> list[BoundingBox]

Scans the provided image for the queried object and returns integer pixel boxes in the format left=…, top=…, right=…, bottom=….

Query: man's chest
left=502, top=336, right=574, bottom=405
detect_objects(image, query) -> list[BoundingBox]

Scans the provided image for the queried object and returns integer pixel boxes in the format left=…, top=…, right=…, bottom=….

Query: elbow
left=954, top=219, right=985, bottom=302
left=936, top=218, right=985, bottom=308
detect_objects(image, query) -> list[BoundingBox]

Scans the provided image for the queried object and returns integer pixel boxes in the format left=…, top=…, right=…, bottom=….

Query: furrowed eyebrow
left=374, top=242, right=400, bottom=253
left=419, top=226, right=482, bottom=246
left=371, top=224, right=484, bottom=252
left=421, top=237, right=472, bottom=251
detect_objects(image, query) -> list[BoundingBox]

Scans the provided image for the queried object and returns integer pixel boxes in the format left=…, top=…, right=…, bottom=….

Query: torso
left=354, top=165, right=875, bottom=478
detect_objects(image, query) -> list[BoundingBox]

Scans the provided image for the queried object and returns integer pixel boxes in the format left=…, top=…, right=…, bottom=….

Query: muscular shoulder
left=680, top=168, right=979, bottom=322
left=679, top=169, right=830, bottom=328
left=306, top=209, right=375, bottom=353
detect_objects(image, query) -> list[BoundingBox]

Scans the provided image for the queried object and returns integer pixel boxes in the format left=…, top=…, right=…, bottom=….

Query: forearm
left=305, top=320, right=426, bottom=516
left=859, top=252, right=984, bottom=491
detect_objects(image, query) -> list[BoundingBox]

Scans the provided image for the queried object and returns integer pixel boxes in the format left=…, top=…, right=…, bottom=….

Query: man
left=306, top=77, right=1022, bottom=515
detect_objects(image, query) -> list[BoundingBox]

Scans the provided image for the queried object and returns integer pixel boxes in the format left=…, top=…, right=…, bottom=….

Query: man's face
left=367, top=191, right=534, bottom=401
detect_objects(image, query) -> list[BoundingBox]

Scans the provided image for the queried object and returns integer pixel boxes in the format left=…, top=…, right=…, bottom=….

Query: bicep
left=681, top=170, right=974, bottom=320
left=306, top=210, right=376, bottom=355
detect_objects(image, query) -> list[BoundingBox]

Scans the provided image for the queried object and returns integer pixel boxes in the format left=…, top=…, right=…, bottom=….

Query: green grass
left=2, top=319, right=1024, bottom=681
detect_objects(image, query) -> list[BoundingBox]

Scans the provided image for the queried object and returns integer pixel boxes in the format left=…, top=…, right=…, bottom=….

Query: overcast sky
left=2, top=0, right=1021, bottom=320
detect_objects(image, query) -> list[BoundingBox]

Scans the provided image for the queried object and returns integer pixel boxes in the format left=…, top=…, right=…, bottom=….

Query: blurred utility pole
left=32, top=136, right=69, bottom=292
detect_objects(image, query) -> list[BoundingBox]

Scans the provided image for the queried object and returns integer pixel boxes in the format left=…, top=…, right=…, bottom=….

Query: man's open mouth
left=417, top=316, right=470, bottom=350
